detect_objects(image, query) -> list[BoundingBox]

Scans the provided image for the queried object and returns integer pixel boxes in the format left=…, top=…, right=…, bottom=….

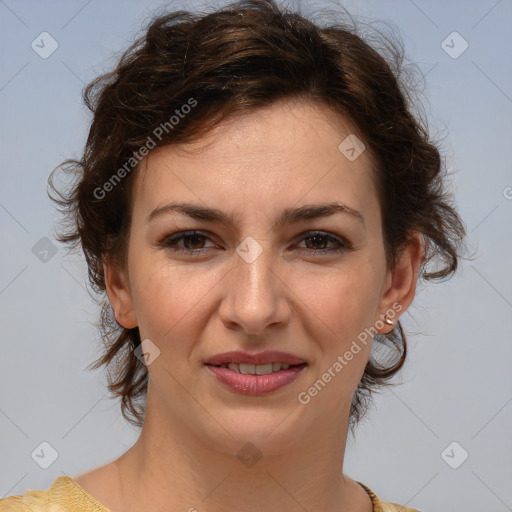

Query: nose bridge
left=237, top=237, right=274, bottom=300
left=219, top=236, right=289, bottom=334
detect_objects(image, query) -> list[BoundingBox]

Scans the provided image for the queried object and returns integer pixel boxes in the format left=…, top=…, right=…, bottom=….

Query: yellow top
left=0, top=476, right=420, bottom=512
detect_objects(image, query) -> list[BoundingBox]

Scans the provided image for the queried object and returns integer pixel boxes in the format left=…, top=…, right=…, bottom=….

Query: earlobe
left=377, top=232, right=424, bottom=333
left=103, top=258, right=138, bottom=329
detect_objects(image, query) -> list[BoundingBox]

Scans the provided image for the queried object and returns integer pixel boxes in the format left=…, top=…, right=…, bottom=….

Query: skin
left=74, top=98, right=423, bottom=512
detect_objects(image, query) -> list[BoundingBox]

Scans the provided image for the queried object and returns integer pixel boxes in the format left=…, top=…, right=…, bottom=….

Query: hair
left=49, top=0, right=466, bottom=433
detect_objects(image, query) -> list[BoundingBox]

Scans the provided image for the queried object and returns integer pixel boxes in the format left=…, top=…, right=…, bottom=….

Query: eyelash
left=159, top=230, right=352, bottom=256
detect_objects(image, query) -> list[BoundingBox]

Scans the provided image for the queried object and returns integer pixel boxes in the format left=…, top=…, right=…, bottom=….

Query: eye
left=294, top=231, right=350, bottom=254
left=159, top=230, right=351, bottom=256
left=160, top=231, right=217, bottom=255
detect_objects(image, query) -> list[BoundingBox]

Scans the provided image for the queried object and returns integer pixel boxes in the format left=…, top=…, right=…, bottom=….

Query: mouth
left=203, top=350, right=307, bottom=394
left=204, top=360, right=307, bottom=395
left=205, top=362, right=306, bottom=375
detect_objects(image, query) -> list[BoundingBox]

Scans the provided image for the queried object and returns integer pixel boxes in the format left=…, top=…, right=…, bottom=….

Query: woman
left=0, top=0, right=465, bottom=510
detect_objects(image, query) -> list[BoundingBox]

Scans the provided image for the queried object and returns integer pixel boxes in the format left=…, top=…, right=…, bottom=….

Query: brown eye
left=304, top=234, right=329, bottom=250
left=161, top=231, right=216, bottom=254
left=296, top=231, right=350, bottom=254
left=181, top=234, right=207, bottom=249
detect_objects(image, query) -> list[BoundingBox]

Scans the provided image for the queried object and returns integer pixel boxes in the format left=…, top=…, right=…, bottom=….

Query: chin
left=201, top=408, right=309, bottom=458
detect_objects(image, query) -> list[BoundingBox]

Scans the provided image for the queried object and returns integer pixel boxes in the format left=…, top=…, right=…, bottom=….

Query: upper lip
left=204, top=350, right=306, bottom=366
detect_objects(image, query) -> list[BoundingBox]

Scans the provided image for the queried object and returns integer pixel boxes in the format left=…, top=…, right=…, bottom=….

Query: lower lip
left=205, top=363, right=307, bottom=395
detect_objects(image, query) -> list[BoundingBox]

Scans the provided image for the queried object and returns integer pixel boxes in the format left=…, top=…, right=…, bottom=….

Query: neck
left=115, top=384, right=368, bottom=512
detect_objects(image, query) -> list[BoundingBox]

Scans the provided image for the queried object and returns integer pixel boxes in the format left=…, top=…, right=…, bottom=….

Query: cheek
left=293, top=270, right=377, bottom=412
left=292, top=263, right=380, bottom=344
left=129, top=260, right=220, bottom=342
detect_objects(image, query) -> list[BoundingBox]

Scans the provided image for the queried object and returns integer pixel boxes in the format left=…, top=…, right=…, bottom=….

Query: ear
left=376, top=231, right=424, bottom=334
left=103, top=258, right=138, bottom=329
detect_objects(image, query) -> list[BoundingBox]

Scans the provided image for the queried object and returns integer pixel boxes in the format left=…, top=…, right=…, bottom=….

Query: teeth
left=219, top=362, right=293, bottom=374
left=255, top=363, right=273, bottom=375
left=239, top=363, right=256, bottom=375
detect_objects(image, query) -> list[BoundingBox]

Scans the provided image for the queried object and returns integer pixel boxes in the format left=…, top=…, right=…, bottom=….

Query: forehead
left=132, top=99, right=378, bottom=224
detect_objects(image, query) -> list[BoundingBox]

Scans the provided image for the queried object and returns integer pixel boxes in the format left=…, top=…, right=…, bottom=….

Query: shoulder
left=0, top=489, right=52, bottom=512
left=377, top=502, right=421, bottom=512
left=0, top=493, right=63, bottom=512
left=0, top=495, right=29, bottom=512
left=0, top=477, right=97, bottom=512
left=357, top=481, right=422, bottom=512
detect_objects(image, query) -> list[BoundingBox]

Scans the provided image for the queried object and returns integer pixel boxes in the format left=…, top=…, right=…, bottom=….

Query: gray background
left=1, top=0, right=511, bottom=510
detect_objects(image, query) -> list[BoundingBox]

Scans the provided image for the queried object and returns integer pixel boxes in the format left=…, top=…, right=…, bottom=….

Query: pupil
left=186, top=235, right=204, bottom=249
left=307, top=235, right=326, bottom=249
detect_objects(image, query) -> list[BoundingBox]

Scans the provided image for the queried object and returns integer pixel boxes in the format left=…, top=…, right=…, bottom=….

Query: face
left=106, top=99, right=420, bottom=456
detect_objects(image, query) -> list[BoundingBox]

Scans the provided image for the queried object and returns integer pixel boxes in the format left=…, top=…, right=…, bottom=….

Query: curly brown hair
left=48, top=0, right=466, bottom=433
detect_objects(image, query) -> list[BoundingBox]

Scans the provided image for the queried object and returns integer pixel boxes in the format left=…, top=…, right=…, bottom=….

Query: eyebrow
left=146, top=201, right=365, bottom=226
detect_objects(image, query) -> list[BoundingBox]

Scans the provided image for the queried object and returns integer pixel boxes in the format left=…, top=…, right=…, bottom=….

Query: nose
left=218, top=240, right=291, bottom=336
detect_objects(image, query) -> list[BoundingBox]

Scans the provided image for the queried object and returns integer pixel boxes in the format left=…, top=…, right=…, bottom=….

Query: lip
left=204, top=350, right=306, bottom=366
left=206, top=363, right=307, bottom=395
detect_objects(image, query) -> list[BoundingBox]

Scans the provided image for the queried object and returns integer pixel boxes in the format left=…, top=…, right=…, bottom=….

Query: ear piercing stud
left=384, top=316, right=394, bottom=326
